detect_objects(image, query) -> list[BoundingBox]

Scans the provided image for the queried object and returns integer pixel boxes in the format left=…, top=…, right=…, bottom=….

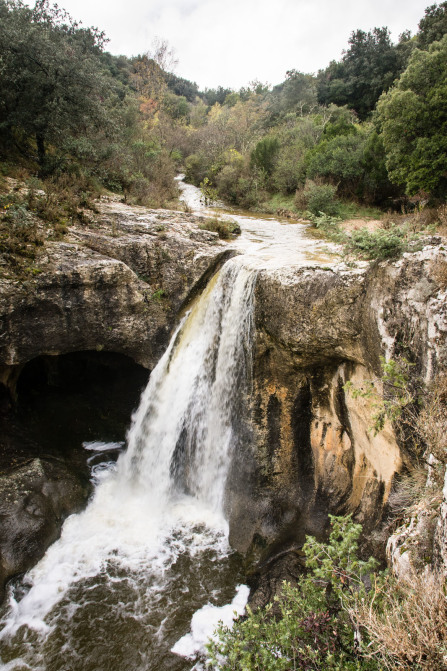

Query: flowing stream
left=0, top=179, right=337, bottom=670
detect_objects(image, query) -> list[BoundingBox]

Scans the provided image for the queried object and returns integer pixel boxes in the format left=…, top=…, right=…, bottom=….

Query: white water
left=176, top=174, right=338, bottom=270
left=0, top=259, right=256, bottom=669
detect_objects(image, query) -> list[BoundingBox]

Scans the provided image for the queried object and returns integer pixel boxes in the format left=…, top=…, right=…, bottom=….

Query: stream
left=0, top=179, right=337, bottom=671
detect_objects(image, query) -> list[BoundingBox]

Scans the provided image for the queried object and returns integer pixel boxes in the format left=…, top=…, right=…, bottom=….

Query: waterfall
left=0, top=258, right=257, bottom=657
left=120, top=260, right=256, bottom=515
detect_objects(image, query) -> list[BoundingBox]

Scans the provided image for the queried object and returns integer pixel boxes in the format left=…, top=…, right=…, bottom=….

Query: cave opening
left=1, top=351, right=148, bottom=473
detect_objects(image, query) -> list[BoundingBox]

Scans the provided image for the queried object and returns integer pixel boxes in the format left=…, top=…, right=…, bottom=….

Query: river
left=0, top=179, right=337, bottom=671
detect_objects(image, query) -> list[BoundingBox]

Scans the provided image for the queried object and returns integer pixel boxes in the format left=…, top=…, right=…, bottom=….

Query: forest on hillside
left=0, top=0, right=446, bottom=218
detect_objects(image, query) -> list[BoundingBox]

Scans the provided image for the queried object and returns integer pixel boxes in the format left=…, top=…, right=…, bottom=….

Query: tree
left=317, top=28, right=402, bottom=119
left=0, top=0, right=114, bottom=174
left=250, top=136, right=279, bottom=175
left=376, top=35, right=447, bottom=197
left=418, top=1, right=447, bottom=48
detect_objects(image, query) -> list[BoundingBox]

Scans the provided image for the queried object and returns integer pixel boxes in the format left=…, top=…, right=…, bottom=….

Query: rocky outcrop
left=0, top=199, right=231, bottom=597
left=0, top=198, right=231, bottom=396
left=0, top=458, right=91, bottom=601
left=229, top=244, right=447, bottom=576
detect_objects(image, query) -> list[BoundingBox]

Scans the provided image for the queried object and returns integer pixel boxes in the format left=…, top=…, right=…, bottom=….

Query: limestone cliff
left=0, top=198, right=231, bottom=595
left=228, top=244, right=447, bottom=580
left=0, top=198, right=231, bottom=397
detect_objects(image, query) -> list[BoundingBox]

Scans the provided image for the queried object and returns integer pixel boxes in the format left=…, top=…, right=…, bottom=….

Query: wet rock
left=0, top=458, right=91, bottom=600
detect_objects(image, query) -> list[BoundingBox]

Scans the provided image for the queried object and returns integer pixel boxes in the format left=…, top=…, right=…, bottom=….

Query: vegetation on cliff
left=207, top=355, right=447, bottom=670
left=209, top=515, right=447, bottom=670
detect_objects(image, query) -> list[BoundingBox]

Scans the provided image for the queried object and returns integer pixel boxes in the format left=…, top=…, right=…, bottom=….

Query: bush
left=296, top=181, right=340, bottom=216
left=185, top=153, right=210, bottom=186
left=309, top=212, right=346, bottom=243
left=346, top=225, right=406, bottom=260
left=207, top=516, right=379, bottom=671
left=198, top=216, right=241, bottom=239
left=250, top=137, right=280, bottom=176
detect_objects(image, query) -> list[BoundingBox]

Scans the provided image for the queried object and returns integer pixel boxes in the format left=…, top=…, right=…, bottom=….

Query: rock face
left=228, top=245, right=447, bottom=571
left=0, top=199, right=231, bottom=597
left=0, top=198, right=231, bottom=396
left=0, top=458, right=91, bottom=601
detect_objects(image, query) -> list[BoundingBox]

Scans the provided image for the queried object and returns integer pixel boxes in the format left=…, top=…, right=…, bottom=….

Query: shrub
left=207, top=516, right=379, bottom=671
left=297, top=181, right=340, bottom=216
left=185, top=153, right=210, bottom=186
left=198, top=217, right=241, bottom=239
left=345, top=225, right=406, bottom=260
left=308, top=212, right=346, bottom=243
left=250, top=137, right=280, bottom=176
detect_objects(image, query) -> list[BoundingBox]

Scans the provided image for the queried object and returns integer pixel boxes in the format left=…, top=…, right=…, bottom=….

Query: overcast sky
left=28, top=0, right=433, bottom=89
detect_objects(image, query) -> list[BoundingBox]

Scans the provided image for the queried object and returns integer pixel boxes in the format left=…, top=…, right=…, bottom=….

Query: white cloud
left=25, top=0, right=432, bottom=88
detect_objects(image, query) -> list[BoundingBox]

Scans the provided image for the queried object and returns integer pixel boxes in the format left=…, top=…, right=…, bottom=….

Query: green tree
left=250, top=137, right=280, bottom=175
left=376, top=35, right=447, bottom=197
left=0, top=0, right=114, bottom=174
left=317, top=28, right=402, bottom=119
left=418, top=1, right=447, bottom=48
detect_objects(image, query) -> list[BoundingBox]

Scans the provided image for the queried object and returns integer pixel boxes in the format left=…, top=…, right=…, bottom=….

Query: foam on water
left=171, top=584, right=250, bottom=659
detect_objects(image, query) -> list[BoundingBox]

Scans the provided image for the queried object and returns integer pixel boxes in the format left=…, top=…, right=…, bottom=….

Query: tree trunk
left=36, top=132, right=46, bottom=176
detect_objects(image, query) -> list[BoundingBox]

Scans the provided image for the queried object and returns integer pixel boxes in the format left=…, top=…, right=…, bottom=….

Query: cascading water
left=0, top=258, right=256, bottom=671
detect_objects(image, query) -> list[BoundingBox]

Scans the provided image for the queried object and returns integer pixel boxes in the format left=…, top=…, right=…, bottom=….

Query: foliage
left=418, top=1, right=447, bottom=48
left=198, top=216, right=241, bottom=239
left=307, top=212, right=346, bottom=243
left=306, top=125, right=394, bottom=204
left=298, top=182, right=340, bottom=217
left=250, top=137, right=280, bottom=176
left=317, top=27, right=403, bottom=120
left=207, top=515, right=379, bottom=671
left=376, top=35, right=447, bottom=198
left=0, top=195, right=43, bottom=265
left=0, top=0, right=115, bottom=174
left=199, top=177, right=219, bottom=205
left=344, top=225, right=407, bottom=260
left=269, top=70, right=318, bottom=119
left=344, top=356, right=414, bottom=434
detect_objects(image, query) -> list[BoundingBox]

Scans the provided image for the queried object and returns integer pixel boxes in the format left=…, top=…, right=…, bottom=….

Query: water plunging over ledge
left=0, top=259, right=256, bottom=671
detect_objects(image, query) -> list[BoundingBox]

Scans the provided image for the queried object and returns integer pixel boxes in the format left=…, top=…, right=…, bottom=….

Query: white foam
left=171, top=584, right=250, bottom=660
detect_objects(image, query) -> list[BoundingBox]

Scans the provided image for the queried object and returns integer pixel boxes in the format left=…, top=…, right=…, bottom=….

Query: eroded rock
left=229, top=244, right=447, bottom=581
left=0, top=458, right=91, bottom=600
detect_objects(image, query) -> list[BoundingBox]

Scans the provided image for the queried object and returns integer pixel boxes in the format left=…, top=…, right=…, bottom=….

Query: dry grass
left=432, top=258, right=447, bottom=290
left=416, top=372, right=447, bottom=469
left=355, top=571, right=447, bottom=670
left=386, top=467, right=428, bottom=520
left=358, top=372, right=447, bottom=669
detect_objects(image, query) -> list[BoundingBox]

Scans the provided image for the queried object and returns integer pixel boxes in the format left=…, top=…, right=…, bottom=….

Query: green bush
left=298, top=181, right=340, bottom=216
left=198, top=216, right=241, bottom=239
left=309, top=212, right=346, bottom=243
left=185, top=153, right=210, bottom=186
left=207, top=515, right=379, bottom=671
left=250, top=137, right=280, bottom=176
left=346, top=225, right=406, bottom=259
